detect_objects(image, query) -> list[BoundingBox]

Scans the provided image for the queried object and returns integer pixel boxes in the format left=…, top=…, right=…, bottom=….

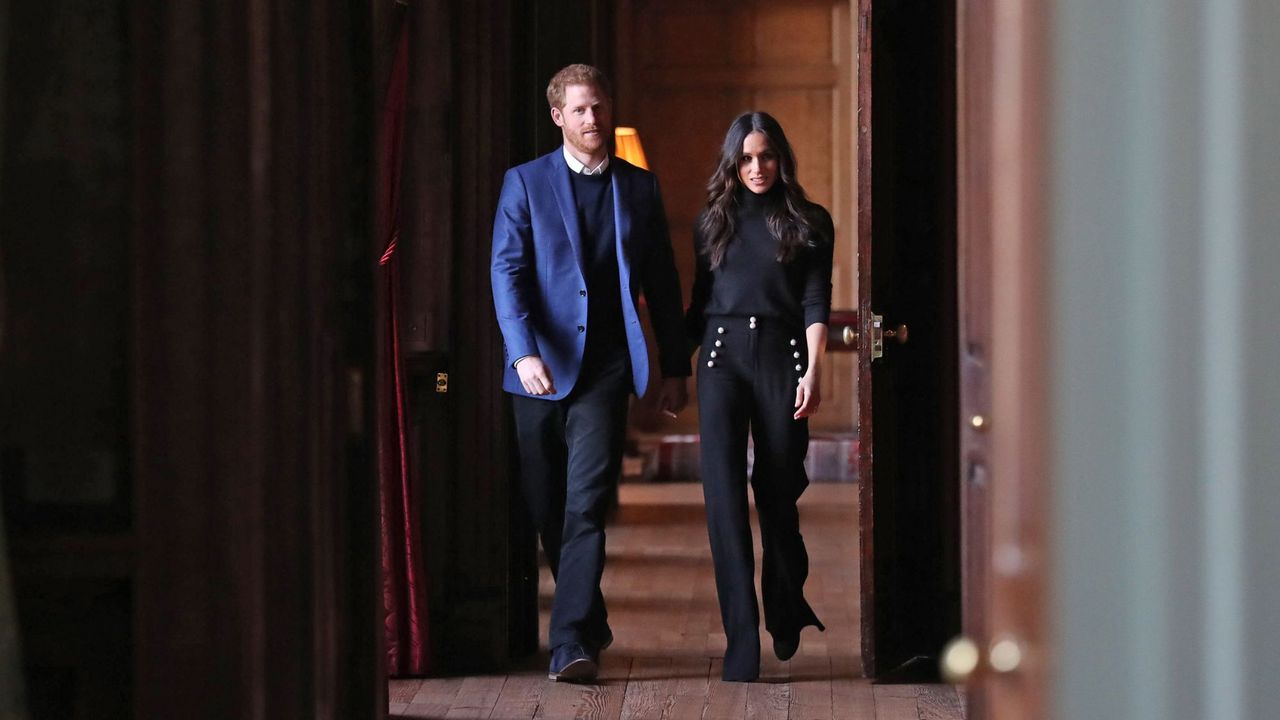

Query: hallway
left=389, top=483, right=965, bottom=719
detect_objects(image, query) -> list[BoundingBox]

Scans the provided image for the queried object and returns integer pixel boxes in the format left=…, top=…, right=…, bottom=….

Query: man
left=491, top=64, right=690, bottom=682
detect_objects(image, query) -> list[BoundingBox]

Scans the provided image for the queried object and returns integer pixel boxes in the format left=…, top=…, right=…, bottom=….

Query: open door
left=855, top=0, right=962, bottom=679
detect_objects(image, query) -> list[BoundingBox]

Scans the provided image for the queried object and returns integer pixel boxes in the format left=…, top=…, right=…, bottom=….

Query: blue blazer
left=491, top=150, right=691, bottom=400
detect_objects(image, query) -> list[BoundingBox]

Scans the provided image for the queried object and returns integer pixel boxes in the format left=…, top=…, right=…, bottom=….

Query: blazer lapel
left=611, top=162, right=634, bottom=279
left=547, top=155, right=587, bottom=277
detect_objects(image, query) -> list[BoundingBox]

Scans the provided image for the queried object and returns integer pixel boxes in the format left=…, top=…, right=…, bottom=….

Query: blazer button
left=580, top=289, right=587, bottom=297
left=578, top=325, right=585, bottom=333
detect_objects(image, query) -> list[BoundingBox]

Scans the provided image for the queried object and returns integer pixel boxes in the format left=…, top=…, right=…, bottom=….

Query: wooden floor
left=390, top=483, right=965, bottom=719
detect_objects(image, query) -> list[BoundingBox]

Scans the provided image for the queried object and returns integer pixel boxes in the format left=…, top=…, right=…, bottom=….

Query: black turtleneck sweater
left=685, top=187, right=834, bottom=345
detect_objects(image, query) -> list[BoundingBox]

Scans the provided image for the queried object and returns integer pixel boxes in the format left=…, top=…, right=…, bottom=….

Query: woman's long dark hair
left=698, top=112, right=817, bottom=269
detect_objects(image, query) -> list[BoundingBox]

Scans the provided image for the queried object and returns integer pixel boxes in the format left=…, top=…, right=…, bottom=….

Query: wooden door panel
left=754, top=4, right=837, bottom=63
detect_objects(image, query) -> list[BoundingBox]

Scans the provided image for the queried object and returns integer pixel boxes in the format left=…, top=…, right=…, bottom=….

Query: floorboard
left=388, top=483, right=965, bottom=720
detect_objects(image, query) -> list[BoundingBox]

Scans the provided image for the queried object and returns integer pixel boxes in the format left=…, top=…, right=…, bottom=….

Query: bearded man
left=490, top=64, right=690, bottom=682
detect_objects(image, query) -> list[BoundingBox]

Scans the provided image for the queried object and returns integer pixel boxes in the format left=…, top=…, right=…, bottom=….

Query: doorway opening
left=386, top=0, right=961, bottom=711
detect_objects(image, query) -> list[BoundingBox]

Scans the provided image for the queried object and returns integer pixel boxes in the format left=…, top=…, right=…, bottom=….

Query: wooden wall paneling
left=619, top=0, right=857, bottom=438
left=823, top=2, right=858, bottom=436
left=644, top=66, right=841, bottom=89
left=639, top=5, right=737, bottom=68
left=754, top=3, right=835, bottom=64
left=629, top=87, right=733, bottom=260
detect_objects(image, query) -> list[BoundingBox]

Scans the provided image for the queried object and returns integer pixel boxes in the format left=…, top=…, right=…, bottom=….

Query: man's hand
left=657, top=377, right=689, bottom=417
left=515, top=356, right=557, bottom=396
left=794, top=371, right=822, bottom=420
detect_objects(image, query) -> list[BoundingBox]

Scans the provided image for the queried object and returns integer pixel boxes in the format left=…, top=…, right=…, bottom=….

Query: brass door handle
left=826, top=310, right=859, bottom=352
left=870, top=313, right=908, bottom=360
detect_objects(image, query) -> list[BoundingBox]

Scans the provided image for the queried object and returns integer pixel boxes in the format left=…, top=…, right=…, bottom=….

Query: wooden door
left=855, top=0, right=962, bottom=679
left=951, top=0, right=1050, bottom=715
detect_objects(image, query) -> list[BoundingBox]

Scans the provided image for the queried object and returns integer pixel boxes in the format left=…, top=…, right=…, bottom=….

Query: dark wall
left=510, top=1, right=616, bottom=161
left=1, top=1, right=379, bottom=718
left=1, top=3, right=133, bottom=717
left=1, top=3, right=131, bottom=530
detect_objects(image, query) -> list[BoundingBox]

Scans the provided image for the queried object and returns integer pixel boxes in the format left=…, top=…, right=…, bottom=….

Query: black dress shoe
left=548, top=643, right=598, bottom=683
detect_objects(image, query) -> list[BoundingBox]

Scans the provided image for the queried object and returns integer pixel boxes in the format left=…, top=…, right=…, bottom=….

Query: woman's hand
left=794, top=322, right=827, bottom=419
left=794, top=370, right=821, bottom=419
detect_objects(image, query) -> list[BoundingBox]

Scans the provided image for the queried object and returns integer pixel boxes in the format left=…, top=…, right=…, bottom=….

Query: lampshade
left=614, top=127, right=650, bottom=170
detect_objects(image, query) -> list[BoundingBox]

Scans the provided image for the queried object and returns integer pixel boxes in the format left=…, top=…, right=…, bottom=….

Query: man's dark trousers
left=511, top=344, right=629, bottom=652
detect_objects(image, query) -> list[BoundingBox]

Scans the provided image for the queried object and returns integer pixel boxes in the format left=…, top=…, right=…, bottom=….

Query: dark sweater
left=685, top=187, right=834, bottom=346
left=570, top=166, right=626, bottom=357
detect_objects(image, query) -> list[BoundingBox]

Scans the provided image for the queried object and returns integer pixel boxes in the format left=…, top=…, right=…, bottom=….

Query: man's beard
left=567, top=126, right=606, bottom=156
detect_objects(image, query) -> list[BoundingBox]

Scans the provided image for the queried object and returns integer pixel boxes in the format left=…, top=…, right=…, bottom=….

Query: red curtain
left=378, top=21, right=431, bottom=677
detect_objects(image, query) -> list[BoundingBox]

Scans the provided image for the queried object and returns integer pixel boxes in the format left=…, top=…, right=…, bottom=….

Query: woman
left=686, top=112, right=832, bottom=682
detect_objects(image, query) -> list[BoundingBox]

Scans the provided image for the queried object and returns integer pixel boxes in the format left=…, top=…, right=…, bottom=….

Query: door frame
left=956, top=0, right=1051, bottom=716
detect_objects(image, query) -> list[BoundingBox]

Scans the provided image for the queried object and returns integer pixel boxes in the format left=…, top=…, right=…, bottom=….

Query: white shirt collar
left=562, top=145, right=610, bottom=175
